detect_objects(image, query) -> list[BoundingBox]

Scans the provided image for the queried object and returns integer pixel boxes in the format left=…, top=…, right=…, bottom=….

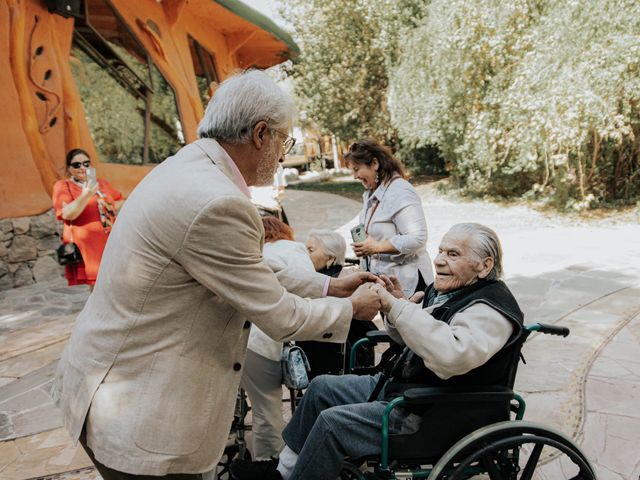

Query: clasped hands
left=348, top=273, right=425, bottom=321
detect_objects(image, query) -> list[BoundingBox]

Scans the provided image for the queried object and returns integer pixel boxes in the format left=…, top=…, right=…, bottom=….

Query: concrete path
left=0, top=185, right=639, bottom=479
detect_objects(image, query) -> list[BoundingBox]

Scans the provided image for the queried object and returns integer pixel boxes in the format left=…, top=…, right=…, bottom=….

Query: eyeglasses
left=272, top=130, right=296, bottom=155
left=70, top=161, right=91, bottom=169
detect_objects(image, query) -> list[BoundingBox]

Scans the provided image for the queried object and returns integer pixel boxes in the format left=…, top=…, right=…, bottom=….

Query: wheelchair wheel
left=339, top=461, right=367, bottom=480
left=215, top=443, right=251, bottom=480
left=428, top=421, right=596, bottom=480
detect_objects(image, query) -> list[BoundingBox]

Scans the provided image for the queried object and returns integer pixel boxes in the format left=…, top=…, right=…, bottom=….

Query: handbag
left=56, top=240, right=83, bottom=266
left=281, top=343, right=311, bottom=390
left=55, top=181, right=84, bottom=266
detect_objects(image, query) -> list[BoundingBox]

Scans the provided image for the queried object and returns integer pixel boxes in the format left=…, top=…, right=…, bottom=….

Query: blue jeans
left=282, top=374, right=405, bottom=480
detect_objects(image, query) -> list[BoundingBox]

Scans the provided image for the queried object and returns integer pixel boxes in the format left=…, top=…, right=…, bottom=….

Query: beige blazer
left=51, top=139, right=352, bottom=475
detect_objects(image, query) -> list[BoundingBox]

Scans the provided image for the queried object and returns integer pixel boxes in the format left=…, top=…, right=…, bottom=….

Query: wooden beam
left=226, top=30, right=257, bottom=56
left=162, top=0, right=188, bottom=27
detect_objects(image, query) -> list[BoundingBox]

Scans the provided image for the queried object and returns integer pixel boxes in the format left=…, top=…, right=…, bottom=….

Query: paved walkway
left=1, top=186, right=639, bottom=479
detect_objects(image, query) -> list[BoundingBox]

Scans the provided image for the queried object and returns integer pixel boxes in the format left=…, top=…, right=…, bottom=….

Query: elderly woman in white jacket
left=242, top=216, right=317, bottom=462
left=346, top=139, right=433, bottom=297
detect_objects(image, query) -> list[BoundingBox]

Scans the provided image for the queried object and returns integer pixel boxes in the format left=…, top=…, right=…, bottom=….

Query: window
left=70, top=0, right=184, bottom=165
left=188, top=35, right=219, bottom=108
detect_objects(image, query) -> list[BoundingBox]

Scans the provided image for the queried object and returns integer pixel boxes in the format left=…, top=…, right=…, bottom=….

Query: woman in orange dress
left=52, top=149, right=123, bottom=288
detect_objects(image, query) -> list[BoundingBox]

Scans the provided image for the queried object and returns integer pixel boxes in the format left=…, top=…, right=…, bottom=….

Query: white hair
left=449, top=223, right=503, bottom=280
left=308, top=229, right=347, bottom=266
left=197, top=69, right=296, bottom=143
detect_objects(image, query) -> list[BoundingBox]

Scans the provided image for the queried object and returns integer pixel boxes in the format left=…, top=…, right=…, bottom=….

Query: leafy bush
left=390, top=0, right=640, bottom=208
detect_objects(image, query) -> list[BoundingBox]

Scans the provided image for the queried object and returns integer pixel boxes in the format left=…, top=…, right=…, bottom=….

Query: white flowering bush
left=390, top=0, right=640, bottom=207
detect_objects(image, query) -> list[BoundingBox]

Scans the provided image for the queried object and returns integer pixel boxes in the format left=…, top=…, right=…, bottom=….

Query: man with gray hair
left=52, top=70, right=379, bottom=480
left=232, top=223, right=524, bottom=480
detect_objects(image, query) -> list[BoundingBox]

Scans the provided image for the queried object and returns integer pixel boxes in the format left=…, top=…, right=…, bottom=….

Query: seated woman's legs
left=241, top=349, right=285, bottom=460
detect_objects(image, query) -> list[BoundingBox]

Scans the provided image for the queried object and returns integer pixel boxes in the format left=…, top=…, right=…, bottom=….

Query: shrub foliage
left=286, top=0, right=640, bottom=208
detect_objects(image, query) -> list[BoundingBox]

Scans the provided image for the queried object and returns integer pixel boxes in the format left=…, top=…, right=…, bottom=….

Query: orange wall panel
left=0, top=0, right=62, bottom=218
left=1, top=0, right=293, bottom=219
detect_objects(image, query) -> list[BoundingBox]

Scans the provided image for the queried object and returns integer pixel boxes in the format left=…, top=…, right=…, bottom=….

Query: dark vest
left=384, top=280, right=524, bottom=399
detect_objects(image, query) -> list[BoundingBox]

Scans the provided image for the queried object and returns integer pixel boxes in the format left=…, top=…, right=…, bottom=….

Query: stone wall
left=0, top=209, right=64, bottom=290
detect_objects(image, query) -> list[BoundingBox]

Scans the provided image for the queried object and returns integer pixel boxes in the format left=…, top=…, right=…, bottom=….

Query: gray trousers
left=282, top=373, right=403, bottom=480
left=241, top=349, right=286, bottom=460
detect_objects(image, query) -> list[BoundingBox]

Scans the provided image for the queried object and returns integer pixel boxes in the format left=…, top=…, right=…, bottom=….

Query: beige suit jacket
left=51, top=139, right=352, bottom=475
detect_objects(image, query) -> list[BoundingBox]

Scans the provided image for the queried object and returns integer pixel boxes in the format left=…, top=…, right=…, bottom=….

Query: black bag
left=56, top=181, right=83, bottom=266
left=56, top=242, right=83, bottom=266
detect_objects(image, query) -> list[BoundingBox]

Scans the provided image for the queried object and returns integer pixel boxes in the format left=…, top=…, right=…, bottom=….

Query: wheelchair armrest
left=402, top=386, right=515, bottom=405
left=344, top=257, right=360, bottom=266
left=527, top=323, right=570, bottom=337
left=366, top=330, right=396, bottom=344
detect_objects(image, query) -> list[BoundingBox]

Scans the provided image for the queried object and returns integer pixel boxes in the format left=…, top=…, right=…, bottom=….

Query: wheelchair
left=213, top=388, right=252, bottom=480
left=339, top=323, right=597, bottom=480
left=214, top=324, right=384, bottom=480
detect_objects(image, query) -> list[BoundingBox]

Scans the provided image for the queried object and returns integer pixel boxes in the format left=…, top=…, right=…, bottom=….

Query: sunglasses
left=70, top=161, right=91, bottom=169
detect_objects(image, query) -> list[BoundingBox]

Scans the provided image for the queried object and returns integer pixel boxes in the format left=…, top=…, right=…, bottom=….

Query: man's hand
left=379, top=274, right=425, bottom=304
left=375, top=276, right=426, bottom=313
left=366, top=283, right=395, bottom=314
left=328, top=271, right=382, bottom=297
left=408, top=291, right=425, bottom=304
left=349, top=283, right=382, bottom=320
left=379, top=274, right=405, bottom=299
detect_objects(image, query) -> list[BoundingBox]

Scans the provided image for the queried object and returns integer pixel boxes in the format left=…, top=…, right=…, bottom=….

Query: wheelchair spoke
left=520, top=443, right=543, bottom=480
left=439, top=434, right=594, bottom=480
left=340, top=461, right=367, bottom=479
left=480, top=452, right=504, bottom=480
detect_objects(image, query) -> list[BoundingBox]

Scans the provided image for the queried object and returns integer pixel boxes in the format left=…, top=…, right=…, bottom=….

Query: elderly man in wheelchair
left=231, top=223, right=595, bottom=480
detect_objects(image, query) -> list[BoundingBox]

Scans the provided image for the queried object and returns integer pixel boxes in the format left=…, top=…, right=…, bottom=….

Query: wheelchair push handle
left=527, top=323, right=570, bottom=337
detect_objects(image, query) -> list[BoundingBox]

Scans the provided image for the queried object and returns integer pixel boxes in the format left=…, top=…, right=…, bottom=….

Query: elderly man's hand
left=364, top=283, right=394, bottom=314
left=379, top=274, right=405, bottom=299
left=328, top=271, right=382, bottom=297
left=350, top=283, right=382, bottom=320
left=374, top=276, right=426, bottom=313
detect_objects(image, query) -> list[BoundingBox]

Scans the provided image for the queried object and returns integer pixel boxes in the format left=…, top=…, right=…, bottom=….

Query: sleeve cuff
left=322, top=277, right=330, bottom=297
left=387, top=297, right=410, bottom=325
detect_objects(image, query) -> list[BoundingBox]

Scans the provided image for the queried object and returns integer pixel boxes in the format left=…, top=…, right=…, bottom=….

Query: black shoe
left=229, top=458, right=282, bottom=480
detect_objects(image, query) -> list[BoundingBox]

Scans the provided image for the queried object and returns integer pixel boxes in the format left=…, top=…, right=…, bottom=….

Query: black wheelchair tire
left=339, top=462, right=366, bottom=479
left=427, top=421, right=596, bottom=480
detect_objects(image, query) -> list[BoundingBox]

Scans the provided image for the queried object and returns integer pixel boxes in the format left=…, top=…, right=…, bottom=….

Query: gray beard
left=254, top=141, right=279, bottom=186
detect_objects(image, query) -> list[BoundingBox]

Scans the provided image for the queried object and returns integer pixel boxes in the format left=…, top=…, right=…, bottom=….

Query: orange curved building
left=0, top=0, right=298, bottom=219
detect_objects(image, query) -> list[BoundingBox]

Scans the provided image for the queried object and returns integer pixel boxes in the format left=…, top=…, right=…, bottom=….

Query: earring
left=375, top=172, right=379, bottom=184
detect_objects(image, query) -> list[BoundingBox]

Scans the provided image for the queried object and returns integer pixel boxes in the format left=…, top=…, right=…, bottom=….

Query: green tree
left=282, top=0, right=428, bottom=147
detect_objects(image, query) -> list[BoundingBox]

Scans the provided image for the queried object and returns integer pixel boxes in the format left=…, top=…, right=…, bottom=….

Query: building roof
left=214, top=0, right=300, bottom=57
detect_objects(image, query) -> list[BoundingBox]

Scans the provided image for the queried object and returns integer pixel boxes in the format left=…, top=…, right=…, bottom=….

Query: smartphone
left=86, top=167, right=97, bottom=185
left=350, top=224, right=367, bottom=243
